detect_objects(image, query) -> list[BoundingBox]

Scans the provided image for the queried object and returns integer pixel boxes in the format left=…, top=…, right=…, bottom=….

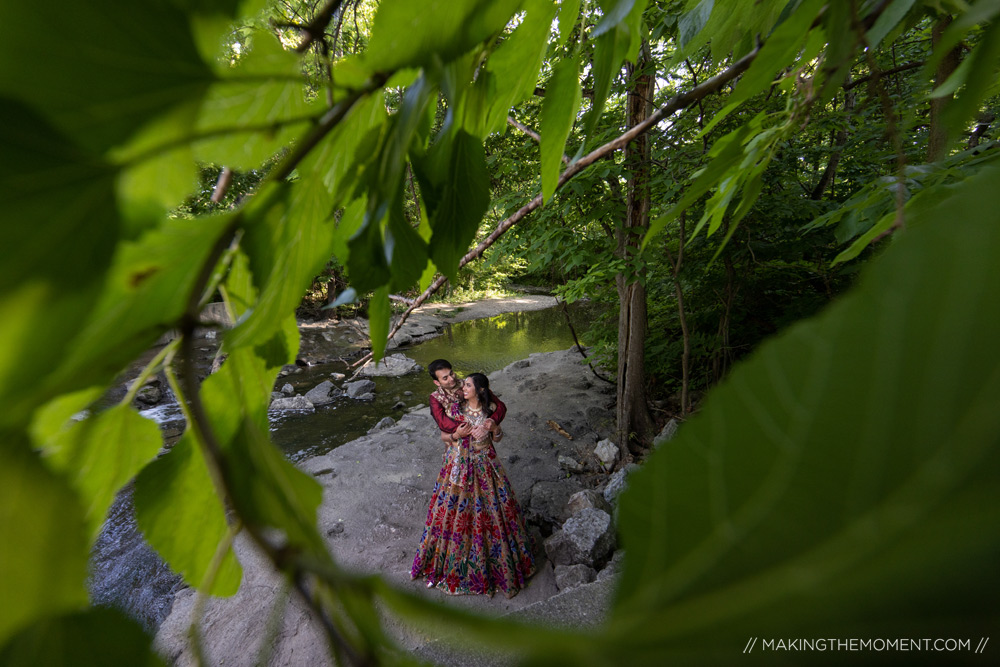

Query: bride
left=410, top=373, right=536, bottom=598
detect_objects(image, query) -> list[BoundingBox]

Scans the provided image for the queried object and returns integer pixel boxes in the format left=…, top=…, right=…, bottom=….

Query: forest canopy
left=1, top=0, right=998, bottom=664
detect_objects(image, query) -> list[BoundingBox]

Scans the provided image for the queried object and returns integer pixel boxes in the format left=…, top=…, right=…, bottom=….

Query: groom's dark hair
left=428, top=358, right=452, bottom=380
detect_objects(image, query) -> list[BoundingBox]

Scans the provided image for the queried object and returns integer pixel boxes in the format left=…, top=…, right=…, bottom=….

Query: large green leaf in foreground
left=613, top=166, right=1000, bottom=661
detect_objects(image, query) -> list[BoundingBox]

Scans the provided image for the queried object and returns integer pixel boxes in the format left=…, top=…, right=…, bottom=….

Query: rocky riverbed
left=153, top=347, right=642, bottom=666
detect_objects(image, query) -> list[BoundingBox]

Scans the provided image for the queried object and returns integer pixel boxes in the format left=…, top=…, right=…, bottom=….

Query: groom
left=427, top=359, right=505, bottom=444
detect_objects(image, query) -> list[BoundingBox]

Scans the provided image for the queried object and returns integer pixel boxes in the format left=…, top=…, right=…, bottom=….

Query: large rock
left=344, top=379, right=376, bottom=399
left=565, top=489, right=612, bottom=518
left=594, top=439, right=618, bottom=469
left=653, top=418, right=679, bottom=447
left=268, top=396, right=315, bottom=412
left=543, top=508, right=616, bottom=568
left=528, top=479, right=584, bottom=528
left=357, top=353, right=421, bottom=377
left=553, top=563, right=596, bottom=591
left=304, top=380, right=341, bottom=406
left=136, top=385, right=162, bottom=405
left=603, top=463, right=640, bottom=505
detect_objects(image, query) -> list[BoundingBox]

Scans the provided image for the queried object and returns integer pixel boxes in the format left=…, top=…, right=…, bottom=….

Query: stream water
left=270, top=302, right=599, bottom=460
left=99, top=302, right=599, bottom=630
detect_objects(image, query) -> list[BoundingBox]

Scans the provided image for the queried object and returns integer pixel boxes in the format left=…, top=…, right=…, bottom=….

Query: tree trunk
left=927, top=15, right=961, bottom=162
left=615, top=49, right=656, bottom=453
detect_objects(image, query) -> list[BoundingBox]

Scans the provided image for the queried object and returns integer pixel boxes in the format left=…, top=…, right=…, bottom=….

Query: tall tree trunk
left=615, top=49, right=656, bottom=453
left=927, top=15, right=961, bottom=162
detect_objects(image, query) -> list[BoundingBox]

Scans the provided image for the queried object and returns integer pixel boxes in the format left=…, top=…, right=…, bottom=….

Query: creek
left=92, top=301, right=599, bottom=630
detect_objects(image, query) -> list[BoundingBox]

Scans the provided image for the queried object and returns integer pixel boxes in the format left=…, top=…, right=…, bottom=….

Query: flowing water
left=270, top=302, right=599, bottom=460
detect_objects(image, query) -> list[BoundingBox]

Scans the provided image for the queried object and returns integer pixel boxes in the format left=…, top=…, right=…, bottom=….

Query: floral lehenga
left=410, top=401, right=536, bottom=598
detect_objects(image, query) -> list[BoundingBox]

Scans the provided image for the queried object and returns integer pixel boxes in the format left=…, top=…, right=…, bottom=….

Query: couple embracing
left=409, top=359, right=536, bottom=598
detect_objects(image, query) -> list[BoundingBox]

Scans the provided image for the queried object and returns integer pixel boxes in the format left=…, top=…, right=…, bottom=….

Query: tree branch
left=352, top=46, right=763, bottom=368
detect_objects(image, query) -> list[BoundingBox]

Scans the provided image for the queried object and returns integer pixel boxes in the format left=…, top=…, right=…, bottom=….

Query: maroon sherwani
left=429, top=385, right=506, bottom=433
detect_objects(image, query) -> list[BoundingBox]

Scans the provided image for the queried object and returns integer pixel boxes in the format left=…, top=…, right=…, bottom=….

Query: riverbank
left=154, top=347, right=622, bottom=665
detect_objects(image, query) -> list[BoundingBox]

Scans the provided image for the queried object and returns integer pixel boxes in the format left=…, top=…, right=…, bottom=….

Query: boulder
left=344, top=379, right=376, bottom=399
left=528, top=479, right=584, bottom=527
left=603, top=463, right=640, bottom=505
left=543, top=508, right=616, bottom=568
left=553, top=564, right=596, bottom=591
left=368, top=417, right=396, bottom=434
left=565, top=489, right=612, bottom=518
left=653, top=418, right=679, bottom=447
left=304, top=380, right=341, bottom=406
left=357, top=353, right=420, bottom=378
left=136, top=385, right=162, bottom=405
left=594, top=439, right=618, bottom=468
left=268, top=396, right=315, bottom=412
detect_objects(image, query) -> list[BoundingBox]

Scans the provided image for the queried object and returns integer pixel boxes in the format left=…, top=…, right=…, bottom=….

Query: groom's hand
left=454, top=423, right=473, bottom=439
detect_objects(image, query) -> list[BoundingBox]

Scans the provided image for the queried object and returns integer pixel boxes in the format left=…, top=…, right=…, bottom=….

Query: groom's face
left=433, top=367, right=459, bottom=391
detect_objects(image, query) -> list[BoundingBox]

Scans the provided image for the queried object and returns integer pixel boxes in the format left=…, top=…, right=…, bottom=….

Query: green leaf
left=0, top=608, right=164, bottom=667
left=678, top=0, right=713, bottom=49
left=614, top=166, right=1000, bottom=658
left=331, top=197, right=368, bottom=266
left=194, top=32, right=321, bottom=169
left=365, top=0, right=523, bottom=72
left=700, top=0, right=824, bottom=135
left=865, top=0, right=917, bottom=49
left=113, top=101, right=200, bottom=232
left=941, top=19, right=1000, bottom=150
left=36, top=405, right=162, bottom=541
left=0, top=0, right=213, bottom=155
left=134, top=432, right=242, bottom=596
left=202, top=345, right=324, bottom=553
left=48, top=215, right=235, bottom=406
left=0, top=441, right=89, bottom=646
left=369, top=286, right=392, bottom=364
left=428, top=131, right=491, bottom=280
left=540, top=55, right=582, bottom=203
left=0, top=100, right=120, bottom=431
left=386, top=192, right=429, bottom=291
left=585, top=0, right=648, bottom=138
left=226, top=146, right=339, bottom=351
left=557, top=0, right=583, bottom=47
left=347, top=207, right=393, bottom=293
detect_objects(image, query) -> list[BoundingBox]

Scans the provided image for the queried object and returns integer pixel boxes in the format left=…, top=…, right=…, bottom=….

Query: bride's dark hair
left=466, top=373, right=492, bottom=413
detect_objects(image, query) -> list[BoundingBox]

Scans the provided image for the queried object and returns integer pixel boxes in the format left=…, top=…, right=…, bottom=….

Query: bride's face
left=461, top=377, right=476, bottom=400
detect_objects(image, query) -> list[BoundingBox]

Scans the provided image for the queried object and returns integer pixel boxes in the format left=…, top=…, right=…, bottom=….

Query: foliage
left=1, top=0, right=999, bottom=664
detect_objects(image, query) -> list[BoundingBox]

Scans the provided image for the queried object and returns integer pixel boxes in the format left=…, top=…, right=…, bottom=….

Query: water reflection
left=271, top=302, right=599, bottom=460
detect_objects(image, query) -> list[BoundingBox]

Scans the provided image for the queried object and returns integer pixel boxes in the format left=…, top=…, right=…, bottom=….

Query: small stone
left=354, top=392, right=375, bottom=401
left=270, top=392, right=283, bottom=403
left=327, top=522, right=345, bottom=536
left=268, top=396, right=315, bottom=412
left=554, top=564, right=596, bottom=591
left=403, top=391, right=413, bottom=397
left=281, top=383, right=295, bottom=396
left=392, top=401, right=406, bottom=410
left=597, top=550, right=625, bottom=582
left=368, top=417, right=395, bottom=433
left=558, top=455, right=584, bottom=473
left=594, top=439, right=618, bottom=468
left=330, top=372, right=346, bottom=381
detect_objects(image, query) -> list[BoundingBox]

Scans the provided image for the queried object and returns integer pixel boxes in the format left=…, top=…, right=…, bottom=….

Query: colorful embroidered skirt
left=410, top=442, right=536, bottom=598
